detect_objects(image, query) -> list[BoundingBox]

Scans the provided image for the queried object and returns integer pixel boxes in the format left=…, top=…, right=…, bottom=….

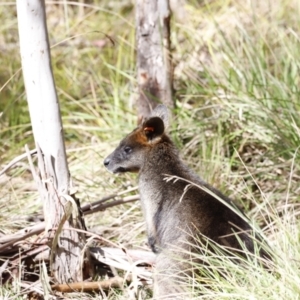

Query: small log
left=51, top=276, right=127, bottom=292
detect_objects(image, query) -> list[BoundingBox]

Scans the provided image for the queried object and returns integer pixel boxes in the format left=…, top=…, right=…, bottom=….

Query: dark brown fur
left=104, top=105, right=269, bottom=299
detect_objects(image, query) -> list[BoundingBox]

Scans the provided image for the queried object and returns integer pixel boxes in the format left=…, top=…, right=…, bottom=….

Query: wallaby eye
left=124, top=146, right=132, bottom=154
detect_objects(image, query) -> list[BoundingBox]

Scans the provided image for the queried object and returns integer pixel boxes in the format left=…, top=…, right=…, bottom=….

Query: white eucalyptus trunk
left=16, top=0, right=90, bottom=283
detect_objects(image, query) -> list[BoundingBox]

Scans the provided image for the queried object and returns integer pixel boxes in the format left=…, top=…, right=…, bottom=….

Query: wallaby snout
left=103, top=149, right=135, bottom=174
left=103, top=153, right=117, bottom=173
left=103, top=157, right=110, bottom=168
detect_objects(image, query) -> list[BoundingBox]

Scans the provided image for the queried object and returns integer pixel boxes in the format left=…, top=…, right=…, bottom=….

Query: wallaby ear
left=150, top=104, right=170, bottom=129
left=142, top=116, right=165, bottom=141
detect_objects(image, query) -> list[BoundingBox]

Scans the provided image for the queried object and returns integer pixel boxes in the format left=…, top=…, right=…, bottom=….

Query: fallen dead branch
left=0, top=191, right=139, bottom=254
left=0, top=153, right=147, bottom=296
left=31, top=247, right=155, bottom=267
left=0, top=190, right=152, bottom=297
left=51, top=276, right=129, bottom=292
left=0, top=223, right=45, bottom=252
left=90, top=247, right=154, bottom=280
left=95, top=247, right=156, bottom=266
left=1, top=234, right=154, bottom=296
left=82, top=194, right=139, bottom=215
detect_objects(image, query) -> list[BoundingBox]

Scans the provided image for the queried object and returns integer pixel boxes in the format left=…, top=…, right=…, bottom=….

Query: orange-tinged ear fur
left=144, top=126, right=155, bottom=133
left=142, top=116, right=165, bottom=141
left=141, top=104, right=170, bottom=142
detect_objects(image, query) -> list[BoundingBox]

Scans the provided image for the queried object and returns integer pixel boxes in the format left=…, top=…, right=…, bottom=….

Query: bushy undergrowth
left=0, top=0, right=299, bottom=298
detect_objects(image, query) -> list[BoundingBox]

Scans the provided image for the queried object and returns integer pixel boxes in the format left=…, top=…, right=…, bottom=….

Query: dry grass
left=1, top=0, right=300, bottom=298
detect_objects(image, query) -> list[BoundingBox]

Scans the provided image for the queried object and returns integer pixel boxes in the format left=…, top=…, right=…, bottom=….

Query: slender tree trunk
left=16, top=0, right=91, bottom=283
left=136, top=0, right=174, bottom=121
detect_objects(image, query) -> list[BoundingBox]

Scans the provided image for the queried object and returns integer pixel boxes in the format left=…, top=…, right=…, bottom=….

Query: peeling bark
left=16, top=0, right=91, bottom=283
left=136, top=0, right=174, bottom=121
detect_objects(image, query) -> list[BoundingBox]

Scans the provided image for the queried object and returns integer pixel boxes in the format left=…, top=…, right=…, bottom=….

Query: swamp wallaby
left=104, top=105, right=269, bottom=299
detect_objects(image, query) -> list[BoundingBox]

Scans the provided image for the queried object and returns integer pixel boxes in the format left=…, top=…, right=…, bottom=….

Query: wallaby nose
left=103, top=157, right=110, bottom=167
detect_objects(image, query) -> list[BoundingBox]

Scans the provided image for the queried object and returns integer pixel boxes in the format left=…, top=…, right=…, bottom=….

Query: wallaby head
left=104, top=104, right=170, bottom=174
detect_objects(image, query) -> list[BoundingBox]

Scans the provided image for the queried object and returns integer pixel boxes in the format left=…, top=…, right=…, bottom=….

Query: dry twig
left=51, top=276, right=128, bottom=292
left=0, top=192, right=140, bottom=253
left=0, top=149, right=37, bottom=176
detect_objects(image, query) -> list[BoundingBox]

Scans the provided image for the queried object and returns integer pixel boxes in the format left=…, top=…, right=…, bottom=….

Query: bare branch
left=0, top=149, right=37, bottom=177
left=51, top=276, right=128, bottom=292
left=0, top=193, right=139, bottom=253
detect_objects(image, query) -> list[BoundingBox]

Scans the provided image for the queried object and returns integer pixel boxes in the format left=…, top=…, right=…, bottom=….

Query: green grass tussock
left=0, top=0, right=300, bottom=298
